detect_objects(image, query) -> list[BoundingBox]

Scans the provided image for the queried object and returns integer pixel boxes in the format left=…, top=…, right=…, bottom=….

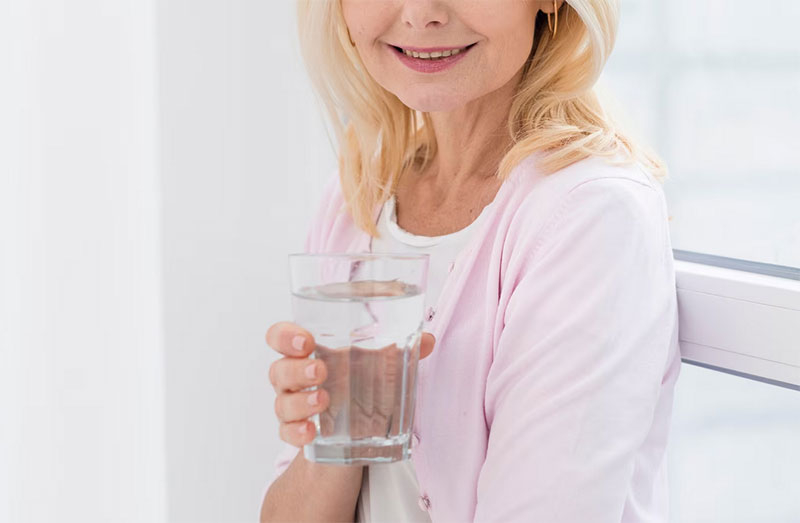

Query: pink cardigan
left=267, top=151, right=682, bottom=522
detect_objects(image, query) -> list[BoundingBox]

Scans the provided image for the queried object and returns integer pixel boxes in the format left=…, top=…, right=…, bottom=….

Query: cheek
left=341, top=2, right=396, bottom=80
left=490, top=16, right=536, bottom=73
left=358, top=45, right=399, bottom=93
left=342, top=0, right=394, bottom=45
left=498, top=33, right=534, bottom=75
left=341, top=0, right=371, bottom=30
left=464, top=34, right=532, bottom=96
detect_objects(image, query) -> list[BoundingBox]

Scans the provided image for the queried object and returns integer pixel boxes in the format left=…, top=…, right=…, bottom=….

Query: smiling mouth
left=390, top=43, right=477, bottom=60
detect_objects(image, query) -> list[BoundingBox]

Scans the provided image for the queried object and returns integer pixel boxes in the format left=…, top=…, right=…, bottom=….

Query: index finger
left=265, top=321, right=315, bottom=358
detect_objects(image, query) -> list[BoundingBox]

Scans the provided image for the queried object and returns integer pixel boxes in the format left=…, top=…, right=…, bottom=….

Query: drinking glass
left=288, top=252, right=429, bottom=465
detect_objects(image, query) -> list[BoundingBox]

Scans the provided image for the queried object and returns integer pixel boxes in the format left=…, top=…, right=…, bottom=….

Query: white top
left=354, top=193, right=491, bottom=522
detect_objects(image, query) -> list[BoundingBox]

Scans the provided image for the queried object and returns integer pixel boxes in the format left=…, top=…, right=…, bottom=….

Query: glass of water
left=288, top=252, right=429, bottom=465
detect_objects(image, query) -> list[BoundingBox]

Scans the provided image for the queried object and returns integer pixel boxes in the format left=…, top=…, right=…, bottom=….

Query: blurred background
left=0, top=0, right=797, bottom=522
left=600, top=1, right=800, bottom=521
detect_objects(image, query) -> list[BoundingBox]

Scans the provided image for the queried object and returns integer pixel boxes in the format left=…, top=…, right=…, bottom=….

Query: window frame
left=674, top=250, right=800, bottom=391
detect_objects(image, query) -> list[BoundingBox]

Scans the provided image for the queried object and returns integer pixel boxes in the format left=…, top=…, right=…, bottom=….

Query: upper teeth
left=402, top=47, right=466, bottom=59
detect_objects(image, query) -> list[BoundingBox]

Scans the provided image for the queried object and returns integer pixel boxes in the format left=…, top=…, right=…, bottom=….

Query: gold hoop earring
left=547, top=0, right=559, bottom=38
left=346, top=27, right=356, bottom=47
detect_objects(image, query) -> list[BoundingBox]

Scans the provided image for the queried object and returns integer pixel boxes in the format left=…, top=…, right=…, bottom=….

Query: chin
left=397, top=90, right=469, bottom=113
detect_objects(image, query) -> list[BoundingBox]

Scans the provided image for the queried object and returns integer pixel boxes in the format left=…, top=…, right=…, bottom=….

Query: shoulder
left=513, top=150, right=660, bottom=205
left=499, top=151, right=669, bottom=263
left=510, top=150, right=664, bottom=221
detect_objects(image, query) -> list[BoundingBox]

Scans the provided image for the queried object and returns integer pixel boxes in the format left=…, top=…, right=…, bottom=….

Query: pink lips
left=389, top=43, right=475, bottom=74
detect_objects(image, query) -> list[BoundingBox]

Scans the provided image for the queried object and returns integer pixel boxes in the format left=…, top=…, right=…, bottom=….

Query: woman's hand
left=266, top=321, right=435, bottom=448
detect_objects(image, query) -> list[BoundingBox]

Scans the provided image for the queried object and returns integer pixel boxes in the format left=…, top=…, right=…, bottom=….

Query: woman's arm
left=260, top=446, right=364, bottom=522
left=475, top=177, right=680, bottom=521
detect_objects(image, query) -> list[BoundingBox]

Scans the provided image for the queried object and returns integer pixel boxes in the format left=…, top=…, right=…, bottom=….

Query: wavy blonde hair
left=296, top=0, right=667, bottom=238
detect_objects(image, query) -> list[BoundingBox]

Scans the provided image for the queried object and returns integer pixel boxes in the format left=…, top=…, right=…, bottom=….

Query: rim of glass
left=288, top=252, right=429, bottom=261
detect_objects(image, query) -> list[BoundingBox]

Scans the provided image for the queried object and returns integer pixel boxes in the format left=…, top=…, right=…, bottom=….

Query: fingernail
left=292, top=335, right=306, bottom=353
left=304, top=363, right=317, bottom=379
left=298, top=423, right=307, bottom=434
left=307, top=390, right=319, bottom=406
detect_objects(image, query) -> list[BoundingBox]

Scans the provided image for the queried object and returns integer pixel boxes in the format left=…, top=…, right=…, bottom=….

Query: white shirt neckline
left=383, top=193, right=493, bottom=247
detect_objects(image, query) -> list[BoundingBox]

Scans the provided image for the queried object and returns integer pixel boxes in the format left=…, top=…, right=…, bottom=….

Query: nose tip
left=404, top=18, right=445, bottom=30
left=401, top=4, right=449, bottom=29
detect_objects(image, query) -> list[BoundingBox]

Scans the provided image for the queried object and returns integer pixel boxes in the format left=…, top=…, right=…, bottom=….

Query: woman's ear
left=538, top=0, right=565, bottom=14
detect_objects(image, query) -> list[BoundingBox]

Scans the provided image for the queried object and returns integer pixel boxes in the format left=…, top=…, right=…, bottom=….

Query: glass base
left=303, top=434, right=412, bottom=465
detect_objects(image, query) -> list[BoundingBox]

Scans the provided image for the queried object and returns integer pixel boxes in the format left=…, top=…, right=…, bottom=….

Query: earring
left=547, top=0, right=559, bottom=37
left=346, top=26, right=356, bottom=47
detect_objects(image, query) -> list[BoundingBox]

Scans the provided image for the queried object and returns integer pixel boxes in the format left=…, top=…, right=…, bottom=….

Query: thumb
left=419, top=332, right=436, bottom=360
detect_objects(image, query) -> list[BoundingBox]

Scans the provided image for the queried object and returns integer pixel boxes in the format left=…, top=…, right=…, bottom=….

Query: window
left=669, top=365, right=800, bottom=521
left=598, top=0, right=800, bottom=268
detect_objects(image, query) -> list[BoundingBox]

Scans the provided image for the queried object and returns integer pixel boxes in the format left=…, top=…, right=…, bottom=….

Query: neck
left=423, top=68, right=522, bottom=191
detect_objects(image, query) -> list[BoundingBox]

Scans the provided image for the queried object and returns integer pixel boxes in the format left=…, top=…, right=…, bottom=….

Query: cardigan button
left=412, top=432, right=420, bottom=447
left=447, top=261, right=455, bottom=272
left=424, top=306, right=435, bottom=322
left=418, top=494, right=431, bottom=512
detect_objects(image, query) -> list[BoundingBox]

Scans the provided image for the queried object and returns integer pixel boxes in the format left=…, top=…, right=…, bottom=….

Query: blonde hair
left=296, top=0, right=667, bottom=238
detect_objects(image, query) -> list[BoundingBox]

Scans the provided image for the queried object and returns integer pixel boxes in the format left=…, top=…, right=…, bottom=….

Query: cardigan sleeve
left=303, top=168, right=342, bottom=254
left=474, top=177, right=675, bottom=522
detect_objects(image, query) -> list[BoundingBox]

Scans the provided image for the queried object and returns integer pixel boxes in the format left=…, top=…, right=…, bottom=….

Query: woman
left=262, top=0, right=681, bottom=521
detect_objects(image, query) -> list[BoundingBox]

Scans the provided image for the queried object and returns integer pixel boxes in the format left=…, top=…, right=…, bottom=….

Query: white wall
left=1, top=1, right=333, bottom=521
left=157, top=1, right=334, bottom=521
left=0, top=1, right=166, bottom=521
